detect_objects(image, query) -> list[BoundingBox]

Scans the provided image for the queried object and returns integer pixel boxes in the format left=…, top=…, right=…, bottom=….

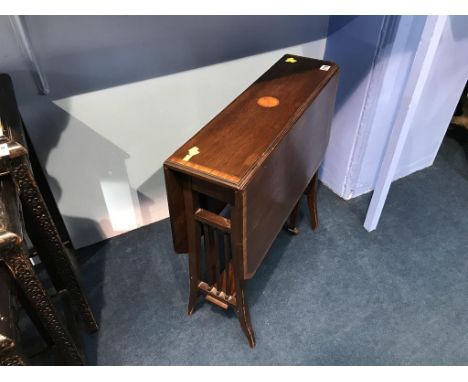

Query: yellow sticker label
left=183, top=146, right=200, bottom=162
left=285, top=57, right=297, bottom=63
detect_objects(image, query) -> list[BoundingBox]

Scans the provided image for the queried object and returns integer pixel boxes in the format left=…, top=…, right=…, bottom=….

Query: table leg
left=306, top=171, right=319, bottom=231
left=231, top=191, right=256, bottom=348
left=182, top=177, right=202, bottom=315
left=233, top=278, right=256, bottom=348
left=286, top=201, right=300, bottom=235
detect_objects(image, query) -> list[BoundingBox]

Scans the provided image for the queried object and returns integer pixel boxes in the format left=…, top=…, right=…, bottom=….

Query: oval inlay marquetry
left=257, top=96, right=280, bottom=108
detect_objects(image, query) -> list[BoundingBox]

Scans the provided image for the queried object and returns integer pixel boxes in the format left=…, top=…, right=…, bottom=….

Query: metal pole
left=9, top=15, right=50, bottom=95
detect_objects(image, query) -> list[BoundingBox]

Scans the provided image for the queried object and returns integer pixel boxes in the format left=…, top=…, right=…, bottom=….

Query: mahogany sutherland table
left=164, top=54, right=339, bottom=347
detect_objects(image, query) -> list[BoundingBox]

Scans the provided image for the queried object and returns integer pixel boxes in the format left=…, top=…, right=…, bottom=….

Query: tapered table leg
left=231, top=191, right=256, bottom=348
left=182, top=177, right=201, bottom=316
left=234, top=279, right=256, bottom=348
left=306, top=172, right=319, bottom=231
left=286, top=201, right=300, bottom=235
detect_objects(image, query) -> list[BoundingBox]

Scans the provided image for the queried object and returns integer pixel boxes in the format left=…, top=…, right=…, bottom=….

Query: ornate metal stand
left=0, top=176, right=83, bottom=365
left=0, top=266, right=27, bottom=366
left=0, top=73, right=98, bottom=333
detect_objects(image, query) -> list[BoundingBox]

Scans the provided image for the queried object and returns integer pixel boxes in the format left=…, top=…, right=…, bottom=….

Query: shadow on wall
left=323, top=15, right=408, bottom=120
left=449, top=15, right=468, bottom=41
left=324, top=15, right=384, bottom=113
left=22, top=93, right=137, bottom=246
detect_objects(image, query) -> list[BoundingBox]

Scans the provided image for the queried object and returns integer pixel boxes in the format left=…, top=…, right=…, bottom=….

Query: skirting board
left=339, top=155, right=435, bottom=200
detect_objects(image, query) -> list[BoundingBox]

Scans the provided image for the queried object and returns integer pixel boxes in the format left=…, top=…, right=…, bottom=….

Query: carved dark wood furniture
left=0, top=266, right=26, bottom=366
left=164, top=54, right=339, bottom=346
left=0, top=73, right=98, bottom=335
left=0, top=175, right=84, bottom=365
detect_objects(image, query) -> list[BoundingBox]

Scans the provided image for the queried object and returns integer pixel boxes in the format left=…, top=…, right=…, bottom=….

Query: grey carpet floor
left=76, top=132, right=468, bottom=365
